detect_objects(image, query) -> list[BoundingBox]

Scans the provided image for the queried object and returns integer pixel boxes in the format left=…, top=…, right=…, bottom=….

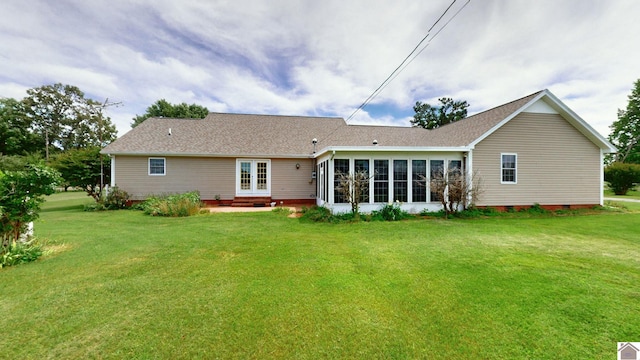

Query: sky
left=1, top=0, right=638, bottom=138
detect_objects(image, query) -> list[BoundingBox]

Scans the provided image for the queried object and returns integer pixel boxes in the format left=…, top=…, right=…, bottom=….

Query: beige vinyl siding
left=473, top=112, right=601, bottom=206
left=270, top=159, right=316, bottom=200
left=113, top=156, right=235, bottom=200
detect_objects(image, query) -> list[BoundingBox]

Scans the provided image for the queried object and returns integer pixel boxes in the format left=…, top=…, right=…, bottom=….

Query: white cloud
left=1, top=0, right=638, bottom=138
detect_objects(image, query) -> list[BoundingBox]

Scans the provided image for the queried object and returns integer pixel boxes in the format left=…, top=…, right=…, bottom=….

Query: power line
left=345, top=0, right=471, bottom=122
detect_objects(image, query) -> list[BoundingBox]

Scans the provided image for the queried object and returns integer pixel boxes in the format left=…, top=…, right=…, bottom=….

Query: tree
left=609, top=79, right=640, bottom=163
left=335, top=170, right=373, bottom=218
left=0, top=98, right=42, bottom=156
left=51, top=147, right=107, bottom=201
left=604, top=162, right=640, bottom=195
left=427, top=166, right=483, bottom=216
left=22, top=84, right=117, bottom=160
left=132, top=99, right=209, bottom=127
left=411, top=97, right=469, bottom=130
left=0, top=164, right=61, bottom=250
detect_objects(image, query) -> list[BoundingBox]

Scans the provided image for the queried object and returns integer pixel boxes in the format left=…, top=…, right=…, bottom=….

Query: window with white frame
left=148, top=157, right=166, bottom=176
left=430, top=160, right=444, bottom=202
left=501, top=154, right=517, bottom=184
left=373, top=160, right=389, bottom=203
left=412, top=160, right=427, bottom=202
left=355, top=159, right=370, bottom=203
left=393, top=160, right=408, bottom=202
left=334, top=159, right=349, bottom=203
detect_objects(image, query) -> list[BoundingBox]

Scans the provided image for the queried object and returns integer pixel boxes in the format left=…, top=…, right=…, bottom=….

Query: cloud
left=0, top=0, right=638, bottom=138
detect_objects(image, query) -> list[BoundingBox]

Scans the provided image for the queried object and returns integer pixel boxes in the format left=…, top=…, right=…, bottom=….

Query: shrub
left=524, top=203, right=548, bottom=215
left=1, top=239, right=43, bottom=268
left=138, top=191, right=202, bottom=217
left=102, top=186, right=130, bottom=210
left=371, top=203, right=410, bottom=221
left=604, top=162, right=640, bottom=195
left=84, top=203, right=106, bottom=212
left=272, top=207, right=293, bottom=215
left=300, top=206, right=333, bottom=222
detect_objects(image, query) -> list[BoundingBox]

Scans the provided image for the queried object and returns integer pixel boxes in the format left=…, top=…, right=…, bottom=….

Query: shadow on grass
left=40, top=204, right=86, bottom=213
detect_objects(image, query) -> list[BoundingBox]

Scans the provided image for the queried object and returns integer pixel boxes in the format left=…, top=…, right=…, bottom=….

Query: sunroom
left=314, top=148, right=469, bottom=214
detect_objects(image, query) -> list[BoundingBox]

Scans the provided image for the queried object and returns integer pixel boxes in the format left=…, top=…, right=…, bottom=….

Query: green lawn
left=604, top=187, right=640, bottom=199
left=2, top=193, right=639, bottom=359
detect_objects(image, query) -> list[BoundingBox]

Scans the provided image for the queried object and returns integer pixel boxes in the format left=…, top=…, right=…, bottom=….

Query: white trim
left=500, top=153, right=517, bottom=184
left=110, top=156, right=116, bottom=186
left=600, top=150, right=604, bottom=206
left=314, top=146, right=470, bottom=158
left=235, top=159, right=271, bottom=196
left=469, top=89, right=617, bottom=153
left=148, top=157, right=166, bottom=176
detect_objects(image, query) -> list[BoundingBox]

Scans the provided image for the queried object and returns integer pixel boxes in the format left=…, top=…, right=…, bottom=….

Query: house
left=619, top=342, right=639, bottom=360
left=101, top=89, right=616, bottom=213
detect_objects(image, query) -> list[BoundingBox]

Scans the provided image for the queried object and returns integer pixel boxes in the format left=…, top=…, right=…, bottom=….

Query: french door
left=236, top=159, right=270, bottom=195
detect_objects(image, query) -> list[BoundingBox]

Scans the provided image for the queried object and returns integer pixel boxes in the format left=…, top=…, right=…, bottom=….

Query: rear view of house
left=101, top=89, right=616, bottom=213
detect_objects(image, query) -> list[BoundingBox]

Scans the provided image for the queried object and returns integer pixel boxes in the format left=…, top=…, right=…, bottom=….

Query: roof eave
left=101, top=151, right=315, bottom=159
left=468, top=89, right=618, bottom=153
left=313, top=146, right=471, bottom=158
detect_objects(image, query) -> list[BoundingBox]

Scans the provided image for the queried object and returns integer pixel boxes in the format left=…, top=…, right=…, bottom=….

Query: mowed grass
left=1, top=193, right=639, bottom=359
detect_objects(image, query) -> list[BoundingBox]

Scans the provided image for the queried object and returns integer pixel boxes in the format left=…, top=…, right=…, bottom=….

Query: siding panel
left=474, top=113, right=600, bottom=206
left=271, top=159, right=316, bottom=200
left=113, top=156, right=235, bottom=200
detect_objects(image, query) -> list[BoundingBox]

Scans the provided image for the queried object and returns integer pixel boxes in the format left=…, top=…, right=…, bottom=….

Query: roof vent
left=373, top=139, right=378, bottom=145
left=168, top=128, right=172, bottom=136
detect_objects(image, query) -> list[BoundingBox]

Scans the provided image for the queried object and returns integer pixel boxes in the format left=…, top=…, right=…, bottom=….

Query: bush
left=300, top=206, right=333, bottom=222
left=604, top=162, right=640, bottom=195
left=137, top=191, right=202, bottom=217
left=102, top=186, right=130, bottom=210
left=1, top=239, right=43, bottom=268
left=371, top=203, right=410, bottom=221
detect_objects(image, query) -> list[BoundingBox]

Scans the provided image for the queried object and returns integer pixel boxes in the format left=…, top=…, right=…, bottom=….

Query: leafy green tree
left=411, top=97, right=469, bottom=129
left=609, top=79, right=640, bottom=163
left=604, top=162, right=640, bottom=195
left=51, top=147, right=107, bottom=201
left=22, top=84, right=117, bottom=160
left=0, top=98, right=42, bottom=155
left=132, top=99, right=209, bottom=127
left=0, top=164, right=61, bottom=250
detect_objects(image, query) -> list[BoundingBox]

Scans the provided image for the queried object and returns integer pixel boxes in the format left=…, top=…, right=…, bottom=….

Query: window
left=430, top=160, right=444, bottom=202
left=393, top=160, right=408, bottom=202
left=334, top=159, right=349, bottom=203
left=373, top=160, right=389, bottom=203
left=412, top=160, right=427, bottom=202
left=501, top=154, right=517, bottom=183
left=149, top=158, right=166, bottom=176
left=355, top=159, right=370, bottom=203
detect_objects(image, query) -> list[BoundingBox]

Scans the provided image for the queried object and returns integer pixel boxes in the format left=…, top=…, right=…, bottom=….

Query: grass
left=604, top=187, right=640, bottom=199
left=1, top=193, right=639, bottom=359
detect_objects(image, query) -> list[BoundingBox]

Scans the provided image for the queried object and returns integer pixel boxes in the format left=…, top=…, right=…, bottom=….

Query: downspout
left=465, top=150, right=473, bottom=208
left=599, top=150, right=604, bottom=206
left=109, top=155, right=115, bottom=187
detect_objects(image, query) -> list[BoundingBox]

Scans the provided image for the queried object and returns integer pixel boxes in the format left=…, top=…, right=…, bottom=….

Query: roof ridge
left=207, top=112, right=345, bottom=120
left=466, top=90, right=544, bottom=120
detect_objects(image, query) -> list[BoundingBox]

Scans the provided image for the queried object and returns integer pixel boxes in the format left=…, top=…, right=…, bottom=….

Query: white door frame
left=236, top=159, right=271, bottom=196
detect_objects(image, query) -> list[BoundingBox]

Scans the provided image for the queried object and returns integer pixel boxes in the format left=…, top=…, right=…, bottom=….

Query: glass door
left=236, top=160, right=270, bottom=195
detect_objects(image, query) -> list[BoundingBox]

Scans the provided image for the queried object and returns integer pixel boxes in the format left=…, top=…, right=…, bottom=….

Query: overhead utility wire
left=386, top=0, right=471, bottom=86
left=345, top=0, right=470, bottom=123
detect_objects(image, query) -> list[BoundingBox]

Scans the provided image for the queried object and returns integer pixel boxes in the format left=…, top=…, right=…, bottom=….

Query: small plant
left=300, top=206, right=334, bottom=222
left=371, top=202, right=409, bottom=221
left=272, top=207, right=293, bottom=215
left=1, top=239, right=43, bottom=268
left=525, top=203, right=548, bottom=215
left=137, top=191, right=202, bottom=217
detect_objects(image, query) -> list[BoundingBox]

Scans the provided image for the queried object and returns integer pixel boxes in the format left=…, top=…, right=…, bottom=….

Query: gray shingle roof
left=101, top=91, right=545, bottom=157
